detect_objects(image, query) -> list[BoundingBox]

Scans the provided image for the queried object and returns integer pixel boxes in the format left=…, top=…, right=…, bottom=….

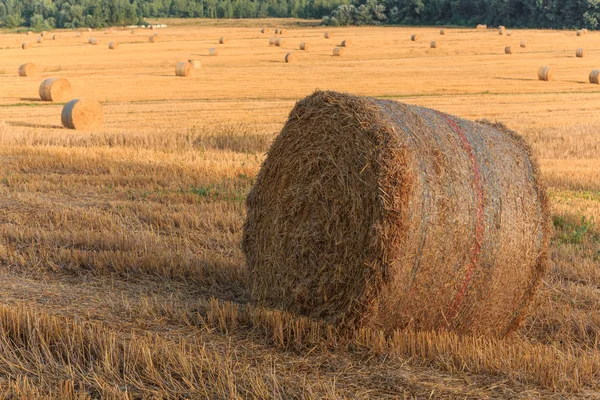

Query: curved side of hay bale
left=61, top=99, right=104, bottom=130
left=299, top=42, right=310, bottom=51
left=520, top=40, right=527, bottom=48
left=243, top=90, right=550, bottom=337
left=341, top=40, right=351, bottom=47
left=275, top=38, right=285, bottom=47
left=219, top=37, right=229, bottom=44
left=505, top=46, right=512, bottom=54
left=576, top=48, right=586, bottom=58
left=285, top=52, right=296, bottom=63
left=39, top=77, right=72, bottom=102
left=188, top=59, right=201, bottom=69
left=590, top=70, right=600, bottom=84
left=108, top=41, right=119, bottom=50
left=333, top=47, right=344, bottom=56
left=411, top=34, right=418, bottom=41
left=22, top=42, right=31, bottom=50
left=175, top=62, right=193, bottom=77
left=209, top=48, right=219, bottom=56
left=537, top=66, right=553, bottom=81
left=269, top=37, right=277, bottom=46
left=430, top=41, right=437, bottom=48
left=18, top=63, right=37, bottom=77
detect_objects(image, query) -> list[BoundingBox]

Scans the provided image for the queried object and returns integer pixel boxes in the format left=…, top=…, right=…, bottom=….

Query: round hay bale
left=22, top=42, right=31, bottom=50
left=243, top=90, right=550, bottom=337
left=175, top=62, right=193, bottom=77
left=261, top=27, right=266, bottom=34
left=333, top=47, right=344, bottom=56
left=37, top=37, right=43, bottom=44
left=430, top=40, right=437, bottom=48
left=275, top=38, right=285, bottom=47
left=27, top=31, right=32, bottom=36
left=520, top=40, right=527, bottom=48
left=61, top=99, right=104, bottom=130
left=269, top=37, right=277, bottom=46
left=280, top=29, right=287, bottom=35
left=219, top=37, right=229, bottom=44
left=576, top=48, right=586, bottom=58
left=108, top=41, right=119, bottom=50
left=505, top=46, right=512, bottom=54
left=275, top=29, right=280, bottom=35
left=131, top=29, right=135, bottom=34
left=440, top=29, right=445, bottom=35
left=52, top=34, right=57, bottom=40
left=341, top=39, right=351, bottom=47
left=209, top=48, right=219, bottom=56
left=285, top=52, right=296, bottom=63
left=88, top=28, right=92, bottom=32
left=88, top=37, right=98, bottom=45
left=18, top=63, right=37, bottom=77
left=476, top=24, right=487, bottom=30
left=590, top=69, right=600, bottom=84
left=39, top=77, right=72, bottom=102
left=411, top=34, right=418, bottom=41
left=538, top=66, right=553, bottom=81
left=41, top=31, right=47, bottom=37
left=582, top=28, right=588, bottom=34
left=149, top=35, right=159, bottom=43
left=324, top=32, right=332, bottom=39
left=76, top=32, right=82, bottom=38
left=188, top=59, right=201, bottom=69
left=577, top=30, right=582, bottom=36
left=299, top=42, right=310, bottom=51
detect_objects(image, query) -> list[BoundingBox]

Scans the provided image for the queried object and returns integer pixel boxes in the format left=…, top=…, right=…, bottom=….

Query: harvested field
left=0, top=18, right=598, bottom=398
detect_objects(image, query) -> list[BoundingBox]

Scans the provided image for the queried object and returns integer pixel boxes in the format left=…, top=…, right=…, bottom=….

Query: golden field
left=0, top=18, right=598, bottom=398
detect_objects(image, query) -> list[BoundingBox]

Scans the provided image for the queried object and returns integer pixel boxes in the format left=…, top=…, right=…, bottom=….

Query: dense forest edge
left=0, top=0, right=597, bottom=30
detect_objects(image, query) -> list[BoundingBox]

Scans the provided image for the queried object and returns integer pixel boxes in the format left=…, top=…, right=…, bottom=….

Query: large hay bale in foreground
left=538, top=66, right=553, bottom=81
left=39, top=77, right=72, bottom=102
left=61, top=99, right=104, bottom=130
left=243, top=90, right=550, bottom=337
left=19, top=63, right=37, bottom=76
left=175, top=62, right=193, bottom=77
left=590, top=70, right=600, bottom=84
left=299, top=42, right=310, bottom=51
left=576, top=48, right=586, bottom=58
left=108, top=41, right=119, bottom=50
left=18, top=63, right=37, bottom=77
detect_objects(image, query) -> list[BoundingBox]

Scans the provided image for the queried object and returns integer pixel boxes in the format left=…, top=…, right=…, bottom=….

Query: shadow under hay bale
left=243, top=90, right=550, bottom=338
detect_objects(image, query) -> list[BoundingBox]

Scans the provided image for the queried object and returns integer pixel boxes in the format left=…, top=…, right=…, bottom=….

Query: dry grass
left=0, top=19, right=598, bottom=398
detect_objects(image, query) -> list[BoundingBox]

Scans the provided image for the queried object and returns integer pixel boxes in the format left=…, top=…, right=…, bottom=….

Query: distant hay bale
left=498, top=27, right=505, bottom=35
left=299, top=42, right=310, bottom=51
left=175, top=62, right=193, bottom=77
left=88, top=28, right=92, bottom=32
left=333, top=46, right=344, bottom=56
left=537, top=66, right=553, bottom=81
left=37, top=37, right=43, bottom=44
left=88, top=38, right=98, bottom=45
left=269, top=37, right=277, bottom=46
left=188, top=59, right=201, bottom=69
left=279, top=29, right=287, bottom=35
left=430, top=40, right=437, bottom=48
left=52, top=34, right=57, bottom=40
left=209, top=48, right=219, bottom=56
left=505, top=46, right=512, bottom=54
left=21, top=42, right=31, bottom=50
left=576, top=48, right=586, bottom=58
left=341, top=39, right=351, bottom=47
left=285, top=52, right=296, bottom=63
left=275, top=38, right=285, bottom=47
left=520, top=40, right=527, bottom=48
left=261, top=27, right=266, bottom=34
left=577, top=30, right=582, bottom=36
left=61, top=99, right=104, bottom=130
left=582, top=28, right=588, bottom=34
left=41, top=31, right=47, bottom=37
left=131, top=29, right=135, bottom=34
left=506, top=30, right=512, bottom=36
left=440, top=29, right=445, bottom=35
left=18, top=63, right=37, bottom=77
left=590, top=69, right=600, bottom=84
left=411, top=34, right=418, bottom=41
left=149, top=35, right=159, bottom=43
left=243, top=90, right=550, bottom=337
left=27, top=31, right=32, bottom=36
left=274, top=29, right=279, bottom=34
left=39, top=77, right=72, bottom=102
left=76, top=32, right=82, bottom=38
left=219, top=37, right=229, bottom=44
left=476, top=24, right=487, bottom=30
left=324, top=32, right=332, bottom=39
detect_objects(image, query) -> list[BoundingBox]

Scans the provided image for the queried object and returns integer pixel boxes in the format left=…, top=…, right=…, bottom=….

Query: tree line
left=0, top=0, right=597, bottom=30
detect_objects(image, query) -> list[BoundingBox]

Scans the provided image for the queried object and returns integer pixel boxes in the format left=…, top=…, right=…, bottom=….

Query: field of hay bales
left=0, top=18, right=599, bottom=398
